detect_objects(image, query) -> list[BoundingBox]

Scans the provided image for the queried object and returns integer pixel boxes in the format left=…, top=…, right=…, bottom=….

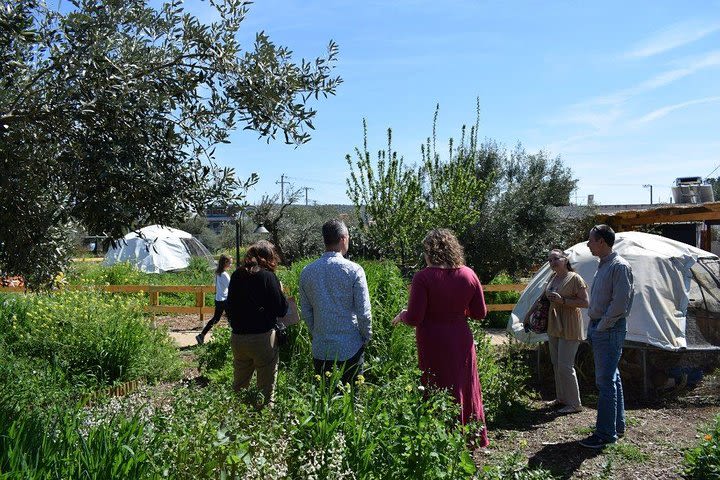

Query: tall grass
left=0, top=408, right=156, bottom=480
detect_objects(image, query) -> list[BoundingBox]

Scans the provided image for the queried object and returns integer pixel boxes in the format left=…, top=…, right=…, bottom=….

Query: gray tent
left=508, top=232, right=720, bottom=351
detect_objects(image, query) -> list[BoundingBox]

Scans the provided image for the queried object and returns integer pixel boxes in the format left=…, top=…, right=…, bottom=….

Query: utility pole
left=276, top=174, right=286, bottom=204
left=643, top=184, right=653, bottom=205
left=303, top=187, right=313, bottom=206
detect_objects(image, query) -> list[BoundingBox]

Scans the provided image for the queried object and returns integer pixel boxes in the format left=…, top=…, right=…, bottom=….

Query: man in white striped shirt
left=299, top=219, right=372, bottom=384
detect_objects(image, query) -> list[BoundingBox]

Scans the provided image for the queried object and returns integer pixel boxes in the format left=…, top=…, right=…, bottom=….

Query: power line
left=285, top=175, right=345, bottom=186
left=706, top=163, right=720, bottom=179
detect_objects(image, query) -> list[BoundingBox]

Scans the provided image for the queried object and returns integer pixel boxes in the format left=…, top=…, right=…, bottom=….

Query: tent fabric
left=508, top=232, right=720, bottom=351
left=103, top=225, right=213, bottom=273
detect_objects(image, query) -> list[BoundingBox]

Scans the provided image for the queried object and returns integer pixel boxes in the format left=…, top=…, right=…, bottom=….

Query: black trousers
left=201, top=300, right=227, bottom=336
left=313, top=345, right=365, bottom=385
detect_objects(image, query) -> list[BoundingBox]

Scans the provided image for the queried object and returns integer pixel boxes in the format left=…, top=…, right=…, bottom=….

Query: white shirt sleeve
left=216, top=272, right=231, bottom=301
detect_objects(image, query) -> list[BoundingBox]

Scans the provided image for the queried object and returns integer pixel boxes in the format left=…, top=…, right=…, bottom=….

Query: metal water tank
left=671, top=177, right=715, bottom=204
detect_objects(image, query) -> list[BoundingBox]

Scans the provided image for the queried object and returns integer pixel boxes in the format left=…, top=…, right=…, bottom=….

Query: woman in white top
left=196, top=254, right=232, bottom=345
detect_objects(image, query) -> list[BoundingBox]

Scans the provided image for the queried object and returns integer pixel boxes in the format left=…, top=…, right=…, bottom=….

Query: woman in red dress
left=393, top=229, right=489, bottom=446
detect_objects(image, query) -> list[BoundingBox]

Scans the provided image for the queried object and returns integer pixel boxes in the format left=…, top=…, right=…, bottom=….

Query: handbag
left=277, top=297, right=300, bottom=327
left=524, top=291, right=550, bottom=334
left=273, top=322, right=289, bottom=346
left=273, top=297, right=298, bottom=347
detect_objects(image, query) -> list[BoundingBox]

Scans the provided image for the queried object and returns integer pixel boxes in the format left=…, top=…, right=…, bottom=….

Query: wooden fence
left=482, top=283, right=527, bottom=311
left=0, top=283, right=528, bottom=319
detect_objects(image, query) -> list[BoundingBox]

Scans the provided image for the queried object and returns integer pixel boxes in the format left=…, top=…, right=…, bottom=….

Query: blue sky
left=199, top=1, right=720, bottom=206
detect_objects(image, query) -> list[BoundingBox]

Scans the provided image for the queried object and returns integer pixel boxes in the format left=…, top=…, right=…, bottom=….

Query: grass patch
left=605, top=443, right=649, bottom=463
left=573, top=425, right=595, bottom=436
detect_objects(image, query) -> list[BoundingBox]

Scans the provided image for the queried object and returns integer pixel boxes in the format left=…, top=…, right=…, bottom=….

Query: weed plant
left=684, top=413, right=720, bottom=479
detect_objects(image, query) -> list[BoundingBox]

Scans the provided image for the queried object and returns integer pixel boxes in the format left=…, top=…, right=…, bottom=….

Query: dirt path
left=156, top=314, right=511, bottom=348
left=483, top=382, right=720, bottom=479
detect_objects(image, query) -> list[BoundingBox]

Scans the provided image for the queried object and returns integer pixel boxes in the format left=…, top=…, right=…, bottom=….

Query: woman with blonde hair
left=226, top=240, right=288, bottom=406
left=393, top=229, right=489, bottom=446
left=545, top=248, right=589, bottom=414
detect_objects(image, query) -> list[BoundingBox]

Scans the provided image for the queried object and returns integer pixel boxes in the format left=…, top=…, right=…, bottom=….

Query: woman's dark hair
left=549, top=249, right=574, bottom=272
left=215, top=254, right=232, bottom=275
left=423, top=228, right=465, bottom=268
left=242, top=240, right=280, bottom=273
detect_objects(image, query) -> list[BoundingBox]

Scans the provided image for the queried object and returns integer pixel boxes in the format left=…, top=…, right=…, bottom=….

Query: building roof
left=595, top=201, right=720, bottom=228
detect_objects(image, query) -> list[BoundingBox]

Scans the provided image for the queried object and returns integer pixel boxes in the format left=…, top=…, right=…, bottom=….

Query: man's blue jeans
left=588, top=317, right=626, bottom=442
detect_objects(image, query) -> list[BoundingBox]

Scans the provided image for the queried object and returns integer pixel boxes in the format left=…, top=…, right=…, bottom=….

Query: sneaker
left=558, top=405, right=583, bottom=414
left=579, top=434, right=614, bottom=449
left=195, top=334, right=204, bottom=345
left=545, top=399, right=563, bottom=408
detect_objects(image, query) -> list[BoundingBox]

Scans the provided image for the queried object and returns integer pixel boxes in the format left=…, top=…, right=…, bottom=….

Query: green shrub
left=0, top=291, right=182, bottom=385
left=473, top=329, right=534, bottom=424
left=0, top=291, right=183, bottom=430
left=196, top=325, right=232, bottom=372
left=684, top=413, right=720, bottom=479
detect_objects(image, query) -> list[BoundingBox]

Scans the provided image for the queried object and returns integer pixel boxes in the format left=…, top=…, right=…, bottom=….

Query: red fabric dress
left=400, top=266, right=488, bottom=446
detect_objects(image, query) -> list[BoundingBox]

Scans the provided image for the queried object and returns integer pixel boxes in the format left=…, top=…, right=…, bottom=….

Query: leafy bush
left=0, top=291, right=182, bottom=430
left=281, top=369, right=476, bottom=479
left=473, top=330, right=534, bottom=424
left=684, top=413, right=720, bottom=479
left=0, top=291, right=182, bottom=385
left=196, top=325, right=234, bottom=383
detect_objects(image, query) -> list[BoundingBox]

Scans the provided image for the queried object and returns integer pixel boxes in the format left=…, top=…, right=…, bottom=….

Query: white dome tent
left=103, top=225, right=214, bottom=273
left=508, top=231, right=720, bottom=351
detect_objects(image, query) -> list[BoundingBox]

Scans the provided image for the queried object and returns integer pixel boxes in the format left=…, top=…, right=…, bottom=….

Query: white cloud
left=630, top=96, right=720, bottom=126
left=624, top=20, right=720, bottom=59
left=572, top=50, right=720, bottom=111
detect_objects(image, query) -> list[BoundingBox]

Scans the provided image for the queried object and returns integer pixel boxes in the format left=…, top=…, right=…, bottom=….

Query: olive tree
left=0, top=0, right=341, bottom=286
left=463, top=143, right=576, bottom=282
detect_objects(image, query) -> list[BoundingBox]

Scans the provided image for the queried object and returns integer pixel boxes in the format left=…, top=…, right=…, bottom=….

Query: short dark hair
left=591, top=224, right=616, bottom=247
left=322, top=219, right=348, bottom=246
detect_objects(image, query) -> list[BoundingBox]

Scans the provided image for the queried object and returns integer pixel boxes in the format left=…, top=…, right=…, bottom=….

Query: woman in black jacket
left=226, top=240, right=288, bottom=406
